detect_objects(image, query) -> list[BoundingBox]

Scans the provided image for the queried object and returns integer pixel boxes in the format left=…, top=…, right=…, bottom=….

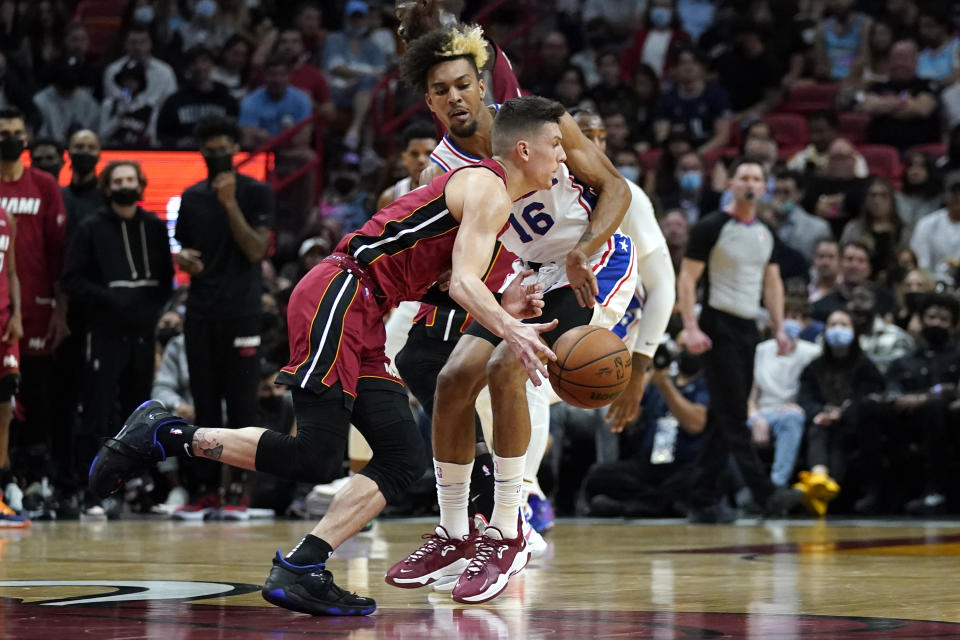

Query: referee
left=678, top=157, right=802, bottom=523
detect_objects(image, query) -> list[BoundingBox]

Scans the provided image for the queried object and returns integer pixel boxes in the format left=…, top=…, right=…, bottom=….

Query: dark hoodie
left=62, top=205, right=174, bottom=332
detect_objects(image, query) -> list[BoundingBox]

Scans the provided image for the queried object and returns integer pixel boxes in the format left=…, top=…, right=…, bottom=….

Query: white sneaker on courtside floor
left=522, top=504, right=548, bottom=559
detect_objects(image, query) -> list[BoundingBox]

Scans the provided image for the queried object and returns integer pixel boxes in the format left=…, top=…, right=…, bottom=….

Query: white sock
left=435, top=459, right=472, bottom=539
left=490, top=454, right=524, bottom=538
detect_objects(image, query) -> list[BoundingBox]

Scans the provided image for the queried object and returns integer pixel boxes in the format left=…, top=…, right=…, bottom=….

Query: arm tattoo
left=193, top=432, right=224, bottom=460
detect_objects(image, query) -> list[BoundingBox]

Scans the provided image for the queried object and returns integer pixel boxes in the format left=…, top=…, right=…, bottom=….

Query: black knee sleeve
left=255, top=428, right=345, bottom=484
left=0, top=373, right=19, bottom=403
left=351, top=379, right=426, bottom=504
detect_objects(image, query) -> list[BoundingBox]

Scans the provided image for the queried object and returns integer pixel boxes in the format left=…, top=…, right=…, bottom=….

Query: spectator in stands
left=294, top=2, right=326, bottom=67
left=648, top=131, right=693, bottom=198
left=602, top=111, right=633, bottom=161
left=623, top=63, right=660, bottom=150
left=620, top=0, right=690, bottom=80
left=812, top=241, right=896, bottom=321
left=802, top=138, right=871, bottom=236
left=796, top=308, right=885, bottom=514
left=376, top=121, right=436, bottom=209
left=716, top=19, right=782, bottom=117
left=871, top=293, right=960, bottom=515
left=26, top=0, right=66, bottom=81
left=519, top=31, right=571, bottom=100
left=841, top=177, right=910, bottom=283
left=50, top=21, right=102, bottom=98
left=238, top=55, right=312, bottom=147
left=613, top=148, right=642, bottom=185
left=100, top=60, right=158, bottom=148
left=844, top=18, right=894, bottom=92
left=61, top=160, right=174, bottom=508
left=658, top=150, right=720, bottom=225
left=848, top=284, right=914, bottom=374
left=768, top=171, right=833, bottom=262
left=654, top=45, right=732, bottom=155
left=61, top=130, right=102, bottom=239
left=213, top=34, right=254, bottom=103
left=661, top=208, right=690, bottom=276
left=157, top=46, right=239, bottom=149
left=910, top=168, right=960, bottom=285
left=319, top=152, right=367, bottom=234
left=916, top=5, right=960, bottom=85
left=588, top=50, right=633, bottom=120
left=32, top=55, right=101, bottom=145
left=810, top=239, right=841, bottom=303
left=323, top=1, right=386, bottom=150
left=272, top=28, right=335, bottom=121
left=168, top=0, right=233, bottom=57
left=747, top=298, right=821, bottom=490
left=580, top=0, right=646, bottom=41
left=787, top=110, right=869, bottom=178
left=893, top=267, right=934, bottom=338
left=0, top=53, right=40, bottom=129
left=896, top=151, right=943, bottom=225
left=814, top=0, right=872, bottom=81
left=569, top=18, right=608, bottom=89
left=555, top=66, right=596, bottom=114
left=584, top=342, right=708, bottom=518
left=103, top=23, right=178, bottom=108
left=859, top=40, right=941, bottom=151
left=28, top=138, right=63, bottom=181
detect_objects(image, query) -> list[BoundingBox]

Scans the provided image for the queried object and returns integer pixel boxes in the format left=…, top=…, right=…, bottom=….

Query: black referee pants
left=688, top=307, right=774, bottom=508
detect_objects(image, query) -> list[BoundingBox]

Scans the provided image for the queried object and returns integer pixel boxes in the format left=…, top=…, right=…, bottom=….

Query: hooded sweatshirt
left=62, top=205, right=174, bottom=332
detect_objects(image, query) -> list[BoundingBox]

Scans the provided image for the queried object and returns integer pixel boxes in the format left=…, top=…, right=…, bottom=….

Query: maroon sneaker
left=451, top=514, right=529, bottom=604
left=384, top=525, right=472, bottom=588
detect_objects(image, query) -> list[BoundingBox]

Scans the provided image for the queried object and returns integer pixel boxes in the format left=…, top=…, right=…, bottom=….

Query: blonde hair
left=439, top=24, right=489, bottom=71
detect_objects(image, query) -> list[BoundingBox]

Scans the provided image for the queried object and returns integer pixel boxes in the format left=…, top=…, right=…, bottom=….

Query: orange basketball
left=547, top=326, right=632, bottom=409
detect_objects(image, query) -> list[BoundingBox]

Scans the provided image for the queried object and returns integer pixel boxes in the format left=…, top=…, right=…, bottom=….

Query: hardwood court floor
left=3, top=517, right=960, bottom=639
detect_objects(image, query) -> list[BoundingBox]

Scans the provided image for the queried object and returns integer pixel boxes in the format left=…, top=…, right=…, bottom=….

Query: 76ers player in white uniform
left=386, top=27, right=638, bottom=605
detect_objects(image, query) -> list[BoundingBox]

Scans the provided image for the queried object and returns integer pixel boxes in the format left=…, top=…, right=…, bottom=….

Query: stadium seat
left=906, top=142, right=947, bottom=160
left=837, top=112, right=871, bottom=145
left=778, top=83, right=842, bottom=113
left=75, top=0, right=127, bottom=59
left=764, top=113, right=808, bottom=148
left=858, top=144, right=903, bottom=182
left=703, top=147, right=737, bottom=170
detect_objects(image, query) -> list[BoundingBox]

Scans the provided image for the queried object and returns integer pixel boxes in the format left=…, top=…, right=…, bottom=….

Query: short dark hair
left=30, top=138, right=63, bottom=154
left=670, top=43, right=706, bottom=68
left=775, top=169, right=805, bottom=191
left=400, top=28, right=481, bottom=94
left=841, top=239, right=874, bottom=260
left=194, top=115, right=241, bottom=145
left=729, top=155, right=767, bottom=181
left=491, top=96, right=565, bottom=156
left=99, top=160, right=147, bottom=192
left=919, top=292, right=960, bottom=325
left=0, top=107, right=26, bottom=124
left=184, top=45, right=215, bottom=67
left=264, top=53, right=292, bottom=71
left=807, top=109, right=839, bottom=128
left=400, top=120, right=437, bottom=150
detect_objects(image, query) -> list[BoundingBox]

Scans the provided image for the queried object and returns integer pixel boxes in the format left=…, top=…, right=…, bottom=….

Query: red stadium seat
left=764, top=113, right=808, bottom=148
left=906, top=143, right=947, bottom=160
left=640, top=148, right=663, bottom=172
left=74, top=0, right=127, bottom=59
left=837, top=112, right=871, bottom=145
left=779, top=83, right=842, bottom=113
left=702, top=147, right=737, bottom=170
left=858, top=144, right=903, bottom=182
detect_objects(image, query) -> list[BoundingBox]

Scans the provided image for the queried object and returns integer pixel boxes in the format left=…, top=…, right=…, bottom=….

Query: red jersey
left=0, top=167, right=66, bottom=315
left=336, top=158, right=505, bottom=309
left=0, top=206, right=11, bottom=307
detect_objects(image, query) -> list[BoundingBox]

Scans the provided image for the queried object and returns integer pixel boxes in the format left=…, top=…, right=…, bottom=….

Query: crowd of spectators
left=1, top=0, right=960, bottom=523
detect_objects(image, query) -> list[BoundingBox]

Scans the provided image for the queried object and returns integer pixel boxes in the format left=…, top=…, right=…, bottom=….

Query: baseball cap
left=345, top=0, right=368, bottom=16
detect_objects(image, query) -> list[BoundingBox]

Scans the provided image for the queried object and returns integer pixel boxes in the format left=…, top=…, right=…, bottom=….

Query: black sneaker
left=262, top=551, right=377, bottom=616
left=88, top=400, right=186, bottom=499
left=763, top=487, right=805, bottom=517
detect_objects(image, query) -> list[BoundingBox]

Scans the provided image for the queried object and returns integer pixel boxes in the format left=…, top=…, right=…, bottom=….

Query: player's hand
left=212, top=172, right=237, bottom=206
left=501, top=269, right=545, bottom=319
left=565, top=247, right=597, bottom=308
left=2, top=311, right=22, bottom=344
left=436, top=269, right=451, bottom=291
left=177, top=249, right=205, bottom=275
left=685, top=327, right=712, bottom=354
left=45, top=306, right=69, bottom=350
left=606, top=368, right=646, bottom=433
left=503, top=318, right=558, bottom=384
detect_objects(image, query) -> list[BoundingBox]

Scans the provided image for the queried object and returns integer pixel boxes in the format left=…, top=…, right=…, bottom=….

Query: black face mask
left=677, top=351, right=703, bottom=376
left=260, top=395, right=284, bottom=412
left=204, top=152, right=234, bottom=180
left=0, top=137, right=24, bottom=162
left=34, top=161, right=62, bottom=179
left=70, top=151, right=99, bottom=176
left=851, top=310, right=874, bottom=331
left=333, top=176, right=357, bottom=195
left=157, top=325, right=181, bottom=347
left=903, top=292, right=926, bottom=314
left=922, top=325, right=950, bottom=347
left=109, top=187, right=141, bottom=206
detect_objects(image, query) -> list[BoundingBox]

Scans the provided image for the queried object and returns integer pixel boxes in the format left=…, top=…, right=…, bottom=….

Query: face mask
left=260, top=395, right=283, bottom=412
left=650, top=7, right=672, bottom=27
left=851, top=309, right=874, bottom=331
left=109, top=187, right=141, bottom=206
left=783, top=319, right=803, bottom=341
left=616, top=166, right=639, bottom=183
left=679, top=170, right=702, bottom=192
left=34, top=161, right=62, bottom=179
left=903, top=291, right=926, bottom=314
left=194, top=0, right=217, bottom=18
left=779, top=200, right=795, bottom=217
left=70, top=151, right=99, bottom=176
left=133, top=5, right=155, bottom=23
left=921, top=325, right=950, bottom=347
left=824, top=325, right=854, bottom=348
left=677, top=351, right=703, bottom=376
left=334, top=175, right=357, bottom=195
left=157, top=325, right=181, bottom=347
left=204, top=152, right=234, bottom=180
left=0, top=137, right=24, bottom=162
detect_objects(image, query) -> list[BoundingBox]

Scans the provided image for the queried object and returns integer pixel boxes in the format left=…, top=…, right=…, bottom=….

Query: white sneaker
left=80, top=505, right=107, bottom=521
left=3, top=482, right=23, bottom=512
left=305, top=476, right=351, bottom=517
left=522, top=504, right=548, bottom=559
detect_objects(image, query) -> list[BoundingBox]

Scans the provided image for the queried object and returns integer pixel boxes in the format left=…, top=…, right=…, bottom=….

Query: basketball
left=547, top=326, right=632, bottom=409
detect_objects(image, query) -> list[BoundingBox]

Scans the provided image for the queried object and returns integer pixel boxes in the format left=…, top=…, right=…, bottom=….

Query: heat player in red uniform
left=88, top=96, right=568, bottom=616
left=0, top=206, right=23, bottom=501
left=0, top=108, right=67, bottom=486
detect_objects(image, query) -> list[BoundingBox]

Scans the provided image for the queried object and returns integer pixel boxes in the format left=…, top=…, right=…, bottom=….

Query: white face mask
left=616, top=165, right=639, bottom=183
left=133, top=5, right=155, bottom=23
